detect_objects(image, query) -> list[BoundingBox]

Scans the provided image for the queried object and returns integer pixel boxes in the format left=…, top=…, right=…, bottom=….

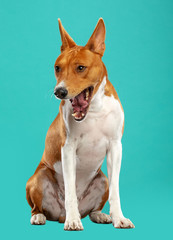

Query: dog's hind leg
left=26, top=162, right=62, bottom=225
left=89, top=211, right=112, bottom=224
left=78, top=170, right=112, bottom=224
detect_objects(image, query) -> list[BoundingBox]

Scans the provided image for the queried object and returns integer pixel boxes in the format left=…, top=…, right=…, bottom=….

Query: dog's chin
left=69, top=86, right=94, bottom=122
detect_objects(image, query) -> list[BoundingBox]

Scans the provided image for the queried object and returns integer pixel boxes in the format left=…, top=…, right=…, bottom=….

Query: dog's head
left=54, top=18, right=106, bottom=121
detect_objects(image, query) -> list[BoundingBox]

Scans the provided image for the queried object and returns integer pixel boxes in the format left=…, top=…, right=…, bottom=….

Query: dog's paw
left=113, top=217, right=135, bottom=229
left=64, top=218, right=84, bottom=231
left=89, top=211, right=112, bottom=224
left=30, top=213, right=46, bottom=225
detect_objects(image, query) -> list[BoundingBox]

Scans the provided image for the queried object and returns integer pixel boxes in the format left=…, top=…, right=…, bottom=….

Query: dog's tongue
left=71, top=91, right=88, bottom=113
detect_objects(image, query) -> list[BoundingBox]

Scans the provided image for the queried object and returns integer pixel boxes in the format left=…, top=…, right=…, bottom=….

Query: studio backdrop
left=0, top=0, right=172, bottom=239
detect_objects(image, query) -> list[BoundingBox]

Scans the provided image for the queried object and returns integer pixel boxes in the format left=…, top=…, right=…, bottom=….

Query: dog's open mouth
left=70, top=86, right=94, bottom=121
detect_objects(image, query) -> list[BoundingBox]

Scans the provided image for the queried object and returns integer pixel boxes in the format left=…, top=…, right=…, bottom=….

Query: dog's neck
left=89, top=76, right=107, bottom=113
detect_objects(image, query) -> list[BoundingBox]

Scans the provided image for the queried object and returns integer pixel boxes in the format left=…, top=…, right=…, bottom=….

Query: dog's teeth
left=86, top=89, right=89, bottom=98
left=72, top=112, right=83, bottom=119
left=72, top=113, right=77, bottom=117
left=75, top=116, right=81, bottom=119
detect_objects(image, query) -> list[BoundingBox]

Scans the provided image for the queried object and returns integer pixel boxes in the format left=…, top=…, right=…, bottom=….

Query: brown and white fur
left=26, top=18, right=135, bottom=230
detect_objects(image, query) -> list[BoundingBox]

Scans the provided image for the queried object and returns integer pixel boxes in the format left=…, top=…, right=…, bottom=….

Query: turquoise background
left=0, top=0, right=172, bottom=239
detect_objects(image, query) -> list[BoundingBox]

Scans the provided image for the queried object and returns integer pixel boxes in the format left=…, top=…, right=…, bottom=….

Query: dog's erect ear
left=85, top=18, right=106, bottom=57
left=58, top=19, right=76, bottom=52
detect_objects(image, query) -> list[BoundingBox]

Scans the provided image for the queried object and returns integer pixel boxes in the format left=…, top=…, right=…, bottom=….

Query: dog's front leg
left=107, top=140, right=135, bottom=228
left=61, top=142, right=83, bottom=231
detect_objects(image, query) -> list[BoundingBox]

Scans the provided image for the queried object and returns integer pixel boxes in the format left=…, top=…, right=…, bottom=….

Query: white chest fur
left=59, top=78, right=124, bottom=187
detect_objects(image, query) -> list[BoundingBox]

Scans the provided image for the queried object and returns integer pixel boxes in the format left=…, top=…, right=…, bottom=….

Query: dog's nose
left=54, top=87, right=68, bottom=99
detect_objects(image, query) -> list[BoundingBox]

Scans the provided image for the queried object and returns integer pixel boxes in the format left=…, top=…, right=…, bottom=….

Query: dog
left=26, top=18, right=135, bottom=230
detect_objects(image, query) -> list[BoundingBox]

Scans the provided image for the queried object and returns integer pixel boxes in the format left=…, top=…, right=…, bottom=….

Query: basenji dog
left=26, top=18, right=135, bottom=230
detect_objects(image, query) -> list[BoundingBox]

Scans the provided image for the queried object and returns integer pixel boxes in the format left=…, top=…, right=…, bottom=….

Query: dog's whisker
left=44, top=87, right=55, bottom=99
left=50, top=92, right=54, bottom=98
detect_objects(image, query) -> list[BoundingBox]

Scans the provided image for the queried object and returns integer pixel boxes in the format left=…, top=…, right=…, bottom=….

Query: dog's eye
left=77, top=65, right=86, bottom=72
left=55, top=66, right=61, bottom=72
